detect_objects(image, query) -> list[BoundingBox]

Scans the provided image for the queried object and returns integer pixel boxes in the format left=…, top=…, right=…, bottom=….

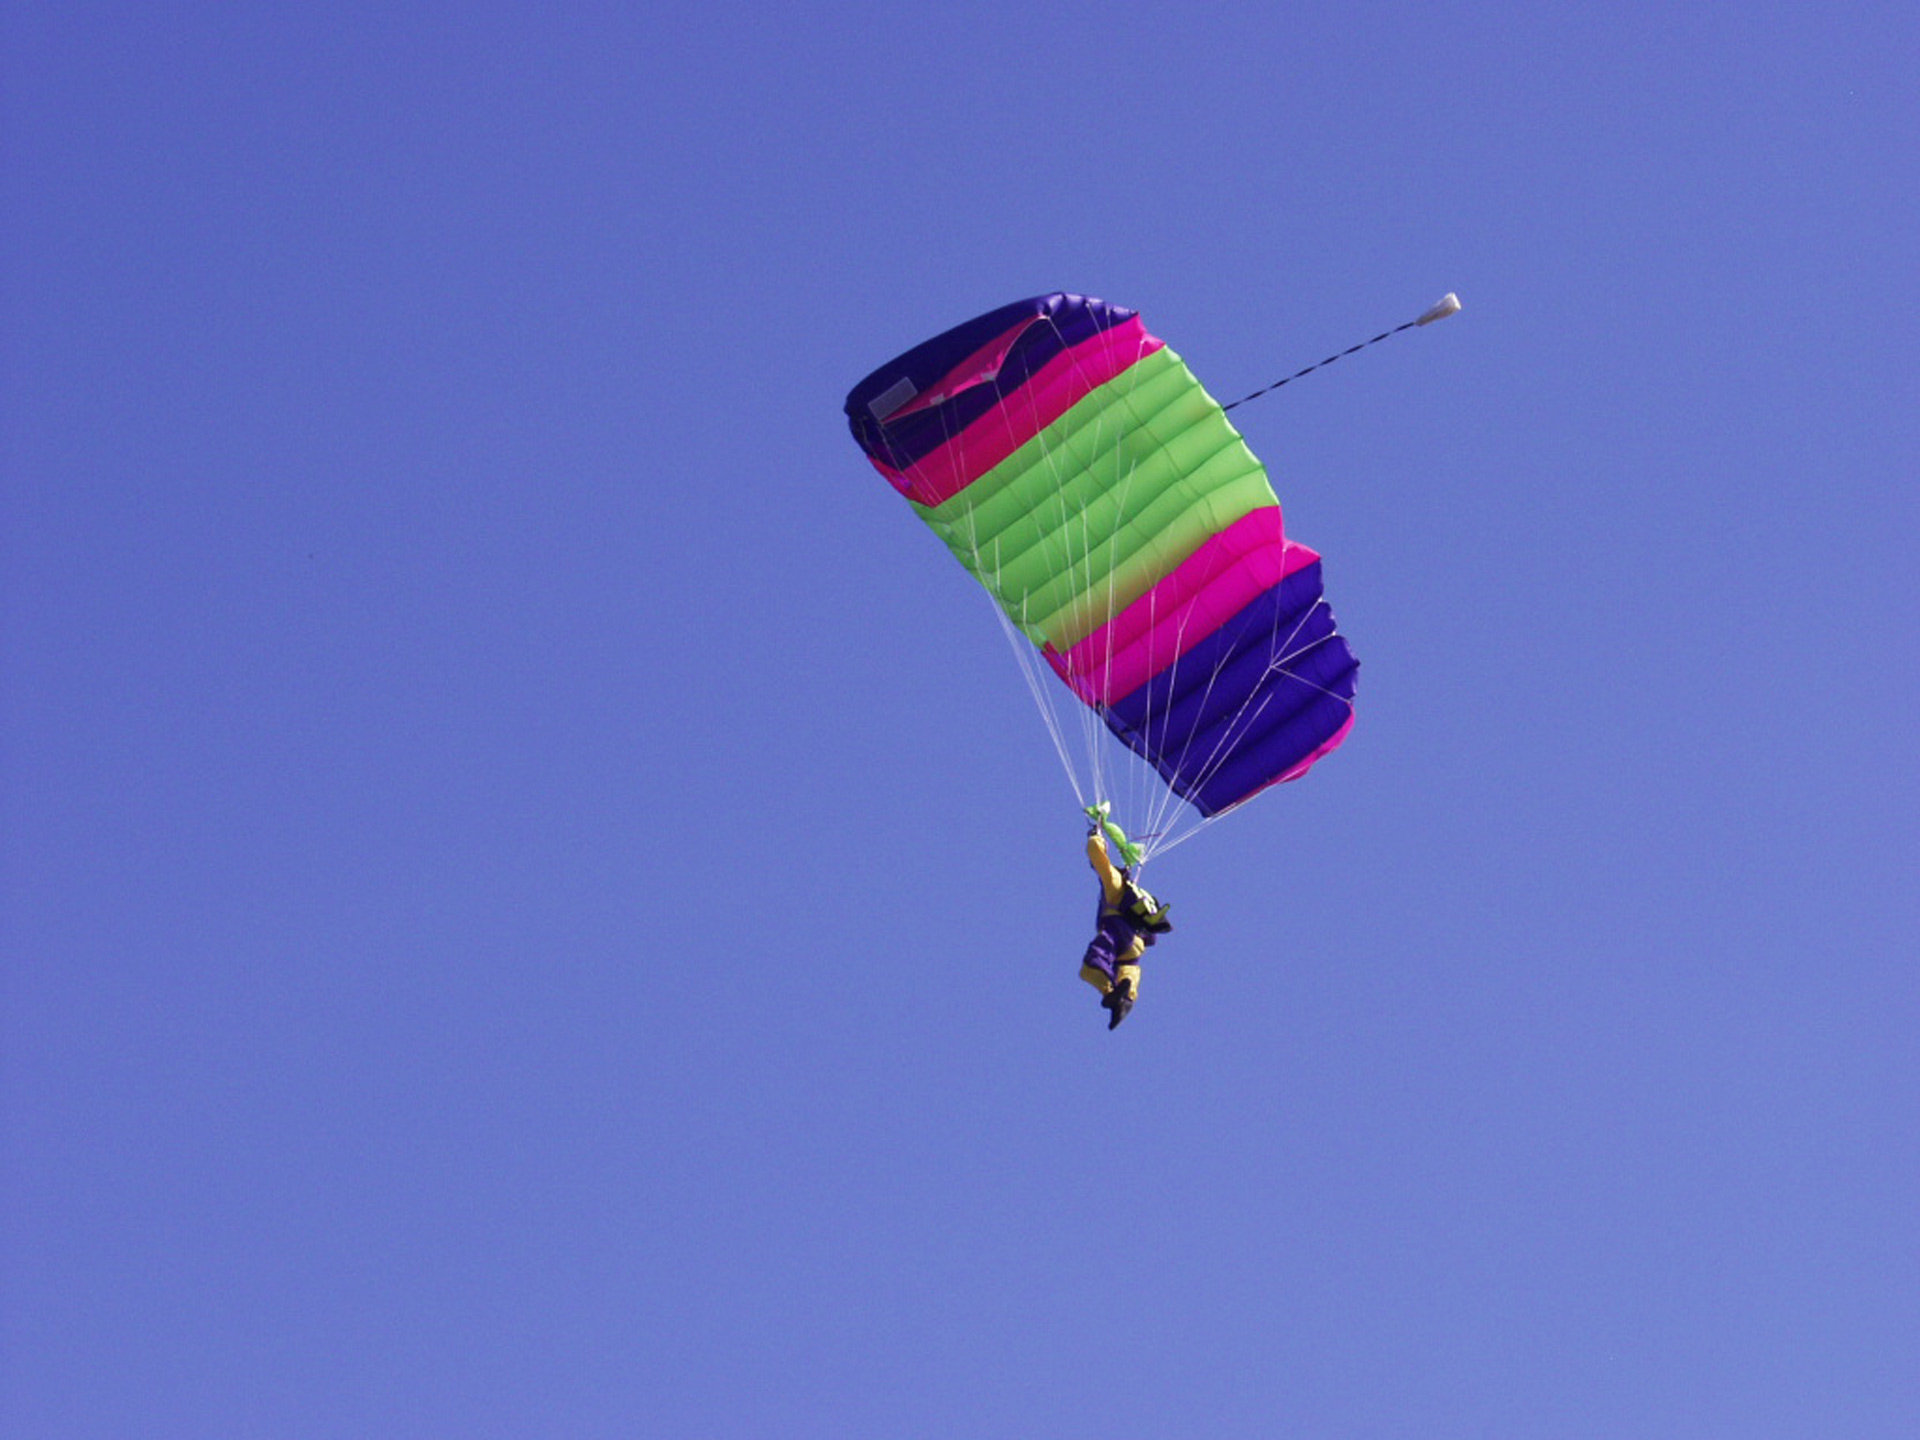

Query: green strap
left=1085, top=803, right=1146, bottom=868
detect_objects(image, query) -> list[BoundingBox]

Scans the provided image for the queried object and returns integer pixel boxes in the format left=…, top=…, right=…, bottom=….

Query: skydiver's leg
left=1103, top=965, right=1138, bottom=1029
left=1079, top=914, right=1131, bottom=993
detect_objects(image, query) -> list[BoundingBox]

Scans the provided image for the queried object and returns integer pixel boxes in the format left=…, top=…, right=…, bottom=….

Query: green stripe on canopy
left=910, top=346, right=1280, bottom=650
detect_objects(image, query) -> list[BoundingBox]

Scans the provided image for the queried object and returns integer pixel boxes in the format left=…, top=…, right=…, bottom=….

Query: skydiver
left=1079, top=809, right=1173, bottom=1030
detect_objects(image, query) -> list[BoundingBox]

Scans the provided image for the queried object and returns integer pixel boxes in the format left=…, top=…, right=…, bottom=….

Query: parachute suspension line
left=1087, top=344, right=1147, bottom=829
left=992, top=309, right=1173, bottom=855
left=1029, top=316, right=1100, bottom=811
left=965, top=311, right=1110, bottom=818
left=1220, top=293, right=1460, bottom=413
left=1139, top=584, right=1329, bottom=858
left=1063, top=313, right=1134, bottom=822
left=933, top=379, right=1045, bottom=801
left=1067, top=387, right=1118, bottom=819
left=1083, top=331, right=1244, bottom=866
left=947, top=372, right=1091, bottom=814
left=1143, top=598, right=1353, bottom=855
left=1139, top=610, right=1240, bottom=857
left=1076, top=323, right=1179, bottom=860
left=994, top=603, right=1086, bottom=807
left=1104, top=361, right=1187, bottom=863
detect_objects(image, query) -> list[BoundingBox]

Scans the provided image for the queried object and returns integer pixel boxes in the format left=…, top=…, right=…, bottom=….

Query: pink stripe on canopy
left=865, top=316, right=1163, bottom=505
left=1043, top=506, right=1321, bottom=706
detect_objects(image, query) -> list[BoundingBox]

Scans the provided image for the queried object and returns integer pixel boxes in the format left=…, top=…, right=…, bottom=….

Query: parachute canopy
left=844, top=293, right=1357, bottom=828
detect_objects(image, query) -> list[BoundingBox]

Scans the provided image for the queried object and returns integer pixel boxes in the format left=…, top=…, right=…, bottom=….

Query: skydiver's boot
left=1102, top=975, right=1135, bottom=1030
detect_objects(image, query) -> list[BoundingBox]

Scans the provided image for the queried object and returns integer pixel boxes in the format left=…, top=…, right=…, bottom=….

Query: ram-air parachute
left=843, top=292, right=1454, bottom=862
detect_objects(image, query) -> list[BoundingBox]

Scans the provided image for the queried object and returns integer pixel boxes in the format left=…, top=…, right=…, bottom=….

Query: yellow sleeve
left=1087, top=831, right=1126, bottom=906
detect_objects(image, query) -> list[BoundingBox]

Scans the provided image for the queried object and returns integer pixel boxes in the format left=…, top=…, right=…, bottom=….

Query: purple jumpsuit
left=1080, top=831, right=1149, bottom=987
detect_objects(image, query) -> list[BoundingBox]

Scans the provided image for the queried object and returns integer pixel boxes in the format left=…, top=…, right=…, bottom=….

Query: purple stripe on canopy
left=1100, top=561, right=1359, bottom=817
left=844, top=294, right=1134, bottom=473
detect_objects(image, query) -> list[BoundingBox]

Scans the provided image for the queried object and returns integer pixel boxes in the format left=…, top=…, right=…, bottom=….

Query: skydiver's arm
left=1087, top=831, right=1126, bottom=906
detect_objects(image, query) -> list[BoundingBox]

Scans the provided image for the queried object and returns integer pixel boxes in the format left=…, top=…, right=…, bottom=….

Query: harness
left=1102, top=876, right=1173, bottom=939
left=1123, top=878, right=1174, bottom=935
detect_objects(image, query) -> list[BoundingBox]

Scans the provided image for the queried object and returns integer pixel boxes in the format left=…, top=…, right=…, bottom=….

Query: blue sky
left=4, top=3, right=1915, bottom=1436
